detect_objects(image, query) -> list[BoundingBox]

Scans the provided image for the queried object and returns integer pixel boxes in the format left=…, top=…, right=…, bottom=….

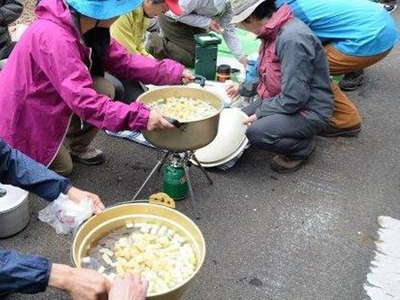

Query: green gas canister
left=162, top=157, right=188, bottom=200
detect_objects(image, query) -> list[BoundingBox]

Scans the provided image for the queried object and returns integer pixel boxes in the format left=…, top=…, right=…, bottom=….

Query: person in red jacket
left=230, top=0, right=334, bottom=172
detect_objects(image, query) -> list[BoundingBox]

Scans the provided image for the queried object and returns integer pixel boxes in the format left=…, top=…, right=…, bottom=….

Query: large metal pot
left=72, top=200, right=206, bottom=300
left=139, top=86, right=224, bottom=152
left=0, top=184, right=30, bottom=238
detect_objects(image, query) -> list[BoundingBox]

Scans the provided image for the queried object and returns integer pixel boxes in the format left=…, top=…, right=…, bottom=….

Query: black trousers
left=243, top=100, right=325, bottom=160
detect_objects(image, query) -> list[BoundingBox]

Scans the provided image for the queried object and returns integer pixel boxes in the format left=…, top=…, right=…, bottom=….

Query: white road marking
left=364, top=216, right=400, bottom=300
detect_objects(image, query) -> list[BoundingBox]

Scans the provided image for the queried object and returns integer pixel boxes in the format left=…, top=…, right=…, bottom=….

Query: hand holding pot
left=109, top=274, right=149, bottom=300
left=181, top=69, right=195, bottom=85
left=49, top=264, right=111, bottom=300
left=67, top=187, right=105, bottom=215
left=147, top=110, right=175, bottom=131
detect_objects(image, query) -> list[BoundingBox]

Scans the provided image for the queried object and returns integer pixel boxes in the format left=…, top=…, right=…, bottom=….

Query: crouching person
left=0, top=0, right=22, bottom=61
left=231, top=0, right=334, bottom=173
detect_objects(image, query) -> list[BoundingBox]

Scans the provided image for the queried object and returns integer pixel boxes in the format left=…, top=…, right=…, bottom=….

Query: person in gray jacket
left=146, top=0, right=246, bottom=67
left=0, top=0, right=22, bottom=60
left=231, top=0, right=334, bottom=173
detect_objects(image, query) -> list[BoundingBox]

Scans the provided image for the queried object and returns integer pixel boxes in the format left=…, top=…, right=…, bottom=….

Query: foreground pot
left=72, top=201, right=206, bottom=300
left=0, top=184, right=30, bottom=238
left=139, top=86, right=224, bottom=152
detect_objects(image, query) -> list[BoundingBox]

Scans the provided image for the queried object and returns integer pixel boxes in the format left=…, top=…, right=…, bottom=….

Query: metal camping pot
left=139, top=86, right=224, bottom=152
left=71, top=199, right=206, bottom=300
left=0, top=184, right=30, bottom=238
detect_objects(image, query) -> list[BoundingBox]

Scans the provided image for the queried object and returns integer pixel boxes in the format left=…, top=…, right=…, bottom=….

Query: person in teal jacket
left=275, top=0, right=399, bottom=90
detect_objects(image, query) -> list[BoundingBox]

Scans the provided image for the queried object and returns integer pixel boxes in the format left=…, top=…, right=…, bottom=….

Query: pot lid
left=0, top=184, right=29, bottom=212
left=194, top=108, right=248, bottom=163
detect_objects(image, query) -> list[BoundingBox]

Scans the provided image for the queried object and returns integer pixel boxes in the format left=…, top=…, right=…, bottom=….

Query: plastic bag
left=38, top=193, right=94, bottom=235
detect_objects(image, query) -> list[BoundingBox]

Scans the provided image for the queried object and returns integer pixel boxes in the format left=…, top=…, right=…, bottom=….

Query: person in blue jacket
left=0, top=139, right=148, bottom=299
left=0, top=138, right=106, bottom=297
left=275, top=0, right=399, bottom=91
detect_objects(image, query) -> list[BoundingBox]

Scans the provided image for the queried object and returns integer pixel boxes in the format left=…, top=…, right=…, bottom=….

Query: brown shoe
left=319, top=124, right=361, bottom=137
left=270, top=155, right=307, bottom=173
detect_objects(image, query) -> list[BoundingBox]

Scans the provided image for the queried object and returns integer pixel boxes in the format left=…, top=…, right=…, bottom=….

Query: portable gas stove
left=131, top=150, right=213, bottom=219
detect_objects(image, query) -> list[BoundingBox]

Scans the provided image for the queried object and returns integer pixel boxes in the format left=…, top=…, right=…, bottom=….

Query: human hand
left=239, top=56, right=248, bottom=67
left=181, top=69, right=195, bottom=85
left=67, top=186, right=105, bottom=215
left=147, top=110, right=174, bottom=131
left=109, top=274, right=149, bottom=300
left=49, top=264, right=111, bottom=300
left=226, top=83, right=240, bottom=99
left=209, top=19, right=224, bottom=34
left=243, top=114, right=257, bottom=125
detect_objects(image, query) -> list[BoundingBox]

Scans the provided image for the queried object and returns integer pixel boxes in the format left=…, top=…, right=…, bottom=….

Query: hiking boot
left=270, top=155, right=308, bottom=173
left=339, top=70, right=365, bottom=91
left=71, top=148, right=105, bottom=165
left=319, top=124, right=361, bottom=137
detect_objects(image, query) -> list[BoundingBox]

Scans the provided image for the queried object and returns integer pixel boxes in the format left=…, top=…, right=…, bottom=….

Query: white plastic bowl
left=194, top=137, right=249, bottom=168
left=194, top=108, right=248, bottom=164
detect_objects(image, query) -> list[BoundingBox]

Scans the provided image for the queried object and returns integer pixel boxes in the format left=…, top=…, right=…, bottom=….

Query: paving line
left=364, top=216, right=400, bottom=300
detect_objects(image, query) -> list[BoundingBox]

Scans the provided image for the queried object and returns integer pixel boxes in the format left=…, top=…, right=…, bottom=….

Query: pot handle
left=193, top=75, right=206, bottom=88
left=164, top=117, right=183, bottom=128
left=113, top=193, right=176, bottom=209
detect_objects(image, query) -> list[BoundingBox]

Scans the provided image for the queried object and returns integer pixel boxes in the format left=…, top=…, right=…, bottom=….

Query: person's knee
left=49, top=149, right=74, bottom=176
left=104, top=74, right=124, bottom=100
left=58, top=164, right=73, bottom=177
left=50, top=161, right=73, bottom=177
left=246, top=125, right=258, bottom=142
left=92, top=77, right=116, bottom=99
left=246, top=124, right=272, bottom=145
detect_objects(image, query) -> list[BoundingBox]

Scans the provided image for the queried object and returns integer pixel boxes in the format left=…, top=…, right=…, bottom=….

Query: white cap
left=231, top=0, right=267, bottom=24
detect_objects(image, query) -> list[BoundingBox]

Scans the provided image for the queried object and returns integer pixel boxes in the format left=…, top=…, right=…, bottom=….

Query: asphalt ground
left=2, top=9, right=400, bottom=300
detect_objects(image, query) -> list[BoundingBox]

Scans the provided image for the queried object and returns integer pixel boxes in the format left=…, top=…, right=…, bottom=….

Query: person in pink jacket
left=0, top=0, right=193, bottom=176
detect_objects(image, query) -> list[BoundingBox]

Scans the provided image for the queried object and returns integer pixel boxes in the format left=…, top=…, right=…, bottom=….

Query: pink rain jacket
left=257, top=5, right=293, bottom=100
left=0, top=0, right=184, bottom=166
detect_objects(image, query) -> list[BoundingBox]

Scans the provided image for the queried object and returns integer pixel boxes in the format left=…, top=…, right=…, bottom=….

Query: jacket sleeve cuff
left=129, top=102, right=150, bottom=131
left=62, top=183, right=73, bottom=195
left=169, top=61, right=185, bottom=85
left=0, top=250, right=51, bottom=294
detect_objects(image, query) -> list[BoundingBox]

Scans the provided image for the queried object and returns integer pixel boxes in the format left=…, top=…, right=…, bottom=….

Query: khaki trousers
left=325, top=45, right=390, bottom=129
left=146, top=15, right=206, bottom=68
left=49, top=77, right=115, bottom=176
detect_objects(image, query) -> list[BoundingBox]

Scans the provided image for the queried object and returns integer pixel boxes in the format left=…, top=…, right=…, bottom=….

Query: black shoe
left=377, top=0, right=397, bottom=12
left=383, top=4, right=397, bottom=12
left=319, top=124, right=361, bottom=137
left=339, top=70, right=365, bottom=91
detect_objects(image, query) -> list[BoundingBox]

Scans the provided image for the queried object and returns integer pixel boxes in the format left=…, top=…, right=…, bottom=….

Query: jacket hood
left=35, top=0, right=80, bottom=39
left=258, top=4, right=293, bottom=41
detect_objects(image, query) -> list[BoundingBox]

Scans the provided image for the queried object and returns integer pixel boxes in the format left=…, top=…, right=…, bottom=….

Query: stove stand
left=131, top=150, right=213, bottom=219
